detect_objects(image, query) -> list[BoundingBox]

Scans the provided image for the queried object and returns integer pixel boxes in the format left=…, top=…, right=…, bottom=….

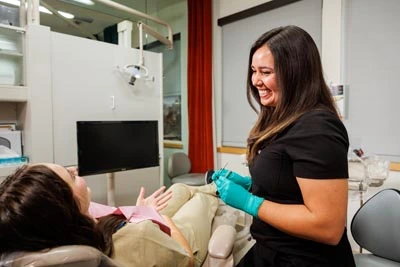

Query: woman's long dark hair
left=246, top=25, right=339, bottom=163
left=97, top=214, right=127, bottom=256
left=0, top=164, right=108, bottom=255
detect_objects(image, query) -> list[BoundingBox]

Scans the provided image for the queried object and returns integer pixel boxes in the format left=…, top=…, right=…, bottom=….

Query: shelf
left=0, top=24, right=25, bottom=88
left=0, top=49, right=23, bottom=57
left=164, top=140, right=183, bottom=149
left=390, top=162, right=400, bottom=172
left=0, top=85, right=28, bottom=102
left=0, top=24, right=25, bottom=33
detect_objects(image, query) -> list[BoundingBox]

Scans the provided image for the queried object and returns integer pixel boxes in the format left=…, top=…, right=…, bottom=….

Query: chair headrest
left=351, top=188, right=400, bottom=262
left=167, top=152, right=191, bottom=178
left=0, top=245, right=121, bottom=267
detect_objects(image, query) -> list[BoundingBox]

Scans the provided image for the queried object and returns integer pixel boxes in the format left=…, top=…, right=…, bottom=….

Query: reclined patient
left=0, top=163, right=228, bottom=267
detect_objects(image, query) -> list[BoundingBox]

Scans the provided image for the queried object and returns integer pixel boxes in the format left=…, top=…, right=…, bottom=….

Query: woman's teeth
left=259, top=89, right=270, bottom=97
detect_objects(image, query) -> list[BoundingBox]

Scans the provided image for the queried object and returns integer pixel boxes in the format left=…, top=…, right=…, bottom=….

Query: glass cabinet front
left=0, top=26, right=25, bottom=86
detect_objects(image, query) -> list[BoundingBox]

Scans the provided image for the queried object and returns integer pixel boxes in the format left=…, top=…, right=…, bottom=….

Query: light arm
left=93, top=0, right=173, bottom=49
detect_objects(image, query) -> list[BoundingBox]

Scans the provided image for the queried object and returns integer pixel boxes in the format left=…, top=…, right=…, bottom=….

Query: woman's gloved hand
left=214, top=176, right=263, bottom=217
left=211, top=169, right=252, bottom=191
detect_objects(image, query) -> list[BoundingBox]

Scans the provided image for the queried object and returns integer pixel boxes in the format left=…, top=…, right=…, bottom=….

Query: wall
left=220, top=0, right=323, bottom=148
left=218, top=0, right=273, bottom=17
left=146, top=0, right=188, bottom=186
left=342, top=0, right=400, bottom=162
left=0, top=103, right=17, bottom=122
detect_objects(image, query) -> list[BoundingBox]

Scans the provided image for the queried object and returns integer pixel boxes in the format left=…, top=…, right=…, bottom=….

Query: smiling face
left=42, top=163, right=91, bottom=214
left=251, top=45, right=279, bottom=107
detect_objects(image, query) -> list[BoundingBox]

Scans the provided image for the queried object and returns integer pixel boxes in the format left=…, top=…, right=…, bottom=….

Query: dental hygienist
left=212, top=25, right=355, bottom=267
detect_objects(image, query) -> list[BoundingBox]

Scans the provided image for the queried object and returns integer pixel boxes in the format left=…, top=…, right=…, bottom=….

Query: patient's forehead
left=31, top=163, right=72, bottom=184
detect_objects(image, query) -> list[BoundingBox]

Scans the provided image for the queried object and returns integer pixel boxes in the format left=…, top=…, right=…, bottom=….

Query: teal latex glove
left=214, top=176, right=264, bottom=217
left=212, top=169, right=252, bottom=191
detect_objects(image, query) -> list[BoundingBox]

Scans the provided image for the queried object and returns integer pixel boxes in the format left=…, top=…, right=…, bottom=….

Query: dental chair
left=0, top=245, right=121, bottom=267
left=0, top=203, right=253, bottom=267
left=351, top=188, right=400, bottom=267
left=167, top=152, right=206, bottom=186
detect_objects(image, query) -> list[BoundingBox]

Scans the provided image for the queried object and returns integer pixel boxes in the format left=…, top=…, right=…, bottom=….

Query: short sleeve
left=112, top=221, right=191, bottom=267
left=283, top=110, right=349, bottom=179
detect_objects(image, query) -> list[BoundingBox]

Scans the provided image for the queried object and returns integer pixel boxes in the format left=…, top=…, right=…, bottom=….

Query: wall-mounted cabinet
left=0, top=23, right=27, bottom=177
left=0, top=24, right=27, bottom=102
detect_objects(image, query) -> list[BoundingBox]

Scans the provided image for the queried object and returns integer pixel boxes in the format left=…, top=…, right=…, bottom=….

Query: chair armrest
left=208, top=225, right=236, bottom=259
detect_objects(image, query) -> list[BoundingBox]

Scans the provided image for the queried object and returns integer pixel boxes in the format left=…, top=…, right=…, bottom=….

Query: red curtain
left=187, top=0, right=214, bottom=172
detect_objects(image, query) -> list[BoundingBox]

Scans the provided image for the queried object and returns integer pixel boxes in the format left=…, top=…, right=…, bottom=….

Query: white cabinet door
left=51, top=32, right=163, bottom=166
left=50, top=32, right=164, bottom=205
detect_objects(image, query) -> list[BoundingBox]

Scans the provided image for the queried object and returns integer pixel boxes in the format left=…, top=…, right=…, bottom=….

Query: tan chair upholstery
left=351, top=188, right=400, bottom=266
left=167, top=152, right=206, bottom=186
left=203, top=203, right=254, bottom=267
left=0, top=245, right=122, bottom=267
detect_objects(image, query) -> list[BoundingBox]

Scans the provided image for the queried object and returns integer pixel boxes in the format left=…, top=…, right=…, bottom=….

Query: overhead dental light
left=118, top=22, right=164, bottom=86
left=89, top=0, right=173, bottom=86
left=122, top=64, right=150, bottom=86
left=128, top=22, right=150, bottom=82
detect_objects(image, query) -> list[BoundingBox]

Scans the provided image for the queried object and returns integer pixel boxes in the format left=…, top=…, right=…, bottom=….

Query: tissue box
left=0, top=130, right=22, bottom=156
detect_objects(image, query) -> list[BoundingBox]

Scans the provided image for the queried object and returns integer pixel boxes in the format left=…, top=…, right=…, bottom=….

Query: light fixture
left=116, top=64, right=153, bottom=86
left=70, top=0, right=94, bottom=5
left=0, top=0, right=52, bottom=14
left=57, top=10, right=74, bottom=19
left=0, top=0, right=20, bottom=6
left=116, top=22, right=158, bottom=86
left=124, top=64, right=150, bottom=85
left=38, top=6, right=52, bottom=14
left=132, top=22, right=149, bottom=80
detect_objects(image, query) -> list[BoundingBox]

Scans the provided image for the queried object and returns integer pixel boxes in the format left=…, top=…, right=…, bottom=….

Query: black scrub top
left=249, top=109, right=355, bottom=267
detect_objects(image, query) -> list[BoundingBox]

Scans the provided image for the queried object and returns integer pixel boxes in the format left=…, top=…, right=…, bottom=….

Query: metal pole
left=19, top=0, right=27, bottom=27
left=107, top=172, right=116, bottom=207
left=31, top=0, right=40, bottom=24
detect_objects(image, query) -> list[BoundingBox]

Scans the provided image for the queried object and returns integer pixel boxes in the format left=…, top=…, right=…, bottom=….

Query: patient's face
left=45, top=163, right=91, bottom=214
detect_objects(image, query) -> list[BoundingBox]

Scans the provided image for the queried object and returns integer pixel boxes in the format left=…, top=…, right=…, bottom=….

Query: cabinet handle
left=111, top=96, right=115, bottom=110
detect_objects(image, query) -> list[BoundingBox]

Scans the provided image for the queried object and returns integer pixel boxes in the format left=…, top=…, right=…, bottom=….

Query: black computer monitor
left=76, top=120, right=159, bottom=176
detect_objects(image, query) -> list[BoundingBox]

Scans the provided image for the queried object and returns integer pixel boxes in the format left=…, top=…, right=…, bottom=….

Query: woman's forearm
left=257, top=178, right=348, bottom=245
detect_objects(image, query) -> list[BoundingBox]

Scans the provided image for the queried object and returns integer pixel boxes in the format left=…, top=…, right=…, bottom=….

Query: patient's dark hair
left=0, top=164, right=109, bottom=255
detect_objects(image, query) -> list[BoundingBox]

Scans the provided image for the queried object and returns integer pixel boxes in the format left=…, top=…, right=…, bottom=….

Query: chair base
left=354, top=254, right=400, bottom=267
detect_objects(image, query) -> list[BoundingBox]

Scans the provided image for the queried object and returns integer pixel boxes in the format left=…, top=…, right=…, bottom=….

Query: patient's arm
left=162, top=215, right=194, bottom=267
left=136, top=186, right=173, bottom=211
left=66, top=166, right=173, bottom=212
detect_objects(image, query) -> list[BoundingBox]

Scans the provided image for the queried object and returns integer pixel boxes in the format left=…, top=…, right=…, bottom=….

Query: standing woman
left=212, top=25, right=355, bottom=266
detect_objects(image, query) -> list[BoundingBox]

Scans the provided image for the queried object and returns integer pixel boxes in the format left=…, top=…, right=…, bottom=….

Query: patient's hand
left=66, top=166, right=79, bottom=176
left=136, top=186, right=172, bottom=212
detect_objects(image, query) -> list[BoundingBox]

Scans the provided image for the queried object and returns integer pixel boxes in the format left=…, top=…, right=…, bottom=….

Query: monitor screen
left=77, top=120, right=159, bottom=176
